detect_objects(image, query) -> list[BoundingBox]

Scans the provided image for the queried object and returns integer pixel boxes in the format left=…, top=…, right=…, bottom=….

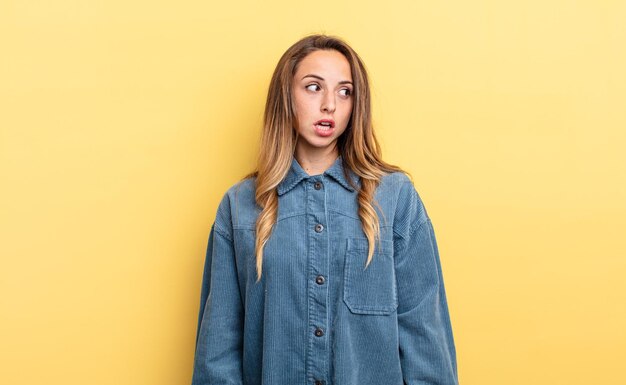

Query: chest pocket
left=342, top=237, right=398, bottom=315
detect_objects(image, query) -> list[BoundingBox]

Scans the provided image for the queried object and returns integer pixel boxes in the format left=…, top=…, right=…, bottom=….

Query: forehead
left=295, top=49, right=352, bottom=80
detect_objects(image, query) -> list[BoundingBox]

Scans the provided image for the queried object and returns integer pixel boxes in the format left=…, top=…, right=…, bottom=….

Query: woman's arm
left=394, top=182, right=458, bottom=385
left=191, top=218, right=244, bottom=385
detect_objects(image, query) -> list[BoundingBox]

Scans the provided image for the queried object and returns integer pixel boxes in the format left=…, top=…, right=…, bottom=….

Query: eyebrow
left=301, top=74, right=353, bottom=85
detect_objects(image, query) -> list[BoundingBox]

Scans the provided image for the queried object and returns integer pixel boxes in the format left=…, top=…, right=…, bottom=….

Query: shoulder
left=378, top=170, right=430, bottom=239
left=377, top=170, right=419, bottom=202
left=378, top=170, right=412, bottom=190
left=213, top=176, right=258, bottom=236
left=223, top=176, right=256, bottom=205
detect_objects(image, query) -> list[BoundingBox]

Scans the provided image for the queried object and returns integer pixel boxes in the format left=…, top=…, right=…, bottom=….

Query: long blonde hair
left=243, top=34, right=407, bottom=281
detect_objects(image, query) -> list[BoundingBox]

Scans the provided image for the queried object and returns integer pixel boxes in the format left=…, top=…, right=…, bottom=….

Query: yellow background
left=1, top=1, right=625, bottom=384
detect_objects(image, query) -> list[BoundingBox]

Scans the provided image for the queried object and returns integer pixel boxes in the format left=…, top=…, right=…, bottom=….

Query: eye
left=306, top=84, right=321, bottom=92
left=339, top=88, right=352, bottom=97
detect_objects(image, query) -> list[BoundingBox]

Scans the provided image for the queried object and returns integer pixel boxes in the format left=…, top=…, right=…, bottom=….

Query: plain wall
left=1, top=1, right=625, bottom=384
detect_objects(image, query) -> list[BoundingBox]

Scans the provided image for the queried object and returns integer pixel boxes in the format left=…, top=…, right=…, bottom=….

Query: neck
left=294, top=146, right=339, bottom=176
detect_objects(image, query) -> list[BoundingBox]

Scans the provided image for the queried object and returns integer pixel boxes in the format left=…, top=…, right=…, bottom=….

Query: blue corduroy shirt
left=191, top=155, right=458, bottom=385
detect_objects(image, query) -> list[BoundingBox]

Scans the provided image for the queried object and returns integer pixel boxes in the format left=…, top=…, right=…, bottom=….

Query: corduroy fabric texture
left=191, top=155, right=458, bottom=385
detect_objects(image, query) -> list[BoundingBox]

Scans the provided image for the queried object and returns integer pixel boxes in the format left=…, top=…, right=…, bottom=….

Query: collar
left=277, top=155, right=359, bottom=196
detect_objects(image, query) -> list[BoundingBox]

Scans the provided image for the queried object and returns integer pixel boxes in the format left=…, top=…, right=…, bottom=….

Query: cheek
left=293, top=99, right=313, bottom=131
left=341, top=102, right=353, bottom=122
left=293, top=95, right=311, bottom=116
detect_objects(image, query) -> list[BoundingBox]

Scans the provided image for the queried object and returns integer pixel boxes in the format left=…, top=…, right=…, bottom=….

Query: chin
left=301, top=138, right=337, bottom=150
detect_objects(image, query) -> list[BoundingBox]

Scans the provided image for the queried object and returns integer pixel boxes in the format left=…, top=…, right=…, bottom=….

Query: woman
left=191, top=34, right=458, bottom=385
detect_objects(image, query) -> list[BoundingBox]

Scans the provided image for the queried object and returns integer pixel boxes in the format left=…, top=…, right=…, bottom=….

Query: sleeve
left=191, top=221, right=244, bottom=385
left=394, top=182, right=458, bottom=385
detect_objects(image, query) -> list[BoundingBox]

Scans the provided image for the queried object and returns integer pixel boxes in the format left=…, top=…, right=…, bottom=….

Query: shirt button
left=315, top=381, right=324, bottom=385
left=315, top=275, right=325, bottom=285
left=314, top=327, right=324, bottom=337
left=314, top=181, right=323, bottom=190
left=314, top=224, right=324, bottom=233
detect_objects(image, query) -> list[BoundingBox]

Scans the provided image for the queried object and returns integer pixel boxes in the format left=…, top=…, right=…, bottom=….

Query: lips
left=313, top=119, right=335, bottom=137
left=314, top=119, right=335, bottom=128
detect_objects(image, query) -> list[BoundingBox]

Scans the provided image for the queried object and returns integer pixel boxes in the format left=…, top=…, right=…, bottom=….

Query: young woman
left=191, top=34, right=458, bottom=385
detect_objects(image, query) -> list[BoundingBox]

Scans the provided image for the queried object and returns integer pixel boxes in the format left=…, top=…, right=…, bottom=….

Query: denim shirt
left=191, top=155, right=458, bottom=385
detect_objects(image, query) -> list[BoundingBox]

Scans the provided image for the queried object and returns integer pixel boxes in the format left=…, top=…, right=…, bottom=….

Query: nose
left=321, top=91, right=336, bottom=113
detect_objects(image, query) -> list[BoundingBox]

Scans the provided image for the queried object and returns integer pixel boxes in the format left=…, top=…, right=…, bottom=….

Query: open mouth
left=314, top=119, right=335, bottom=130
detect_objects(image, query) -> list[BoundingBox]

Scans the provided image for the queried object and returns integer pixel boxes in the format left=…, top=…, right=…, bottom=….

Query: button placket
left=306, top=176, right=330, bottom=383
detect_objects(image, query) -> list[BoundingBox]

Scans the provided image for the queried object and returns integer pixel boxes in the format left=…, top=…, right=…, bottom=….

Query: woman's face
left=291, top=49, right=354, bottom=157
